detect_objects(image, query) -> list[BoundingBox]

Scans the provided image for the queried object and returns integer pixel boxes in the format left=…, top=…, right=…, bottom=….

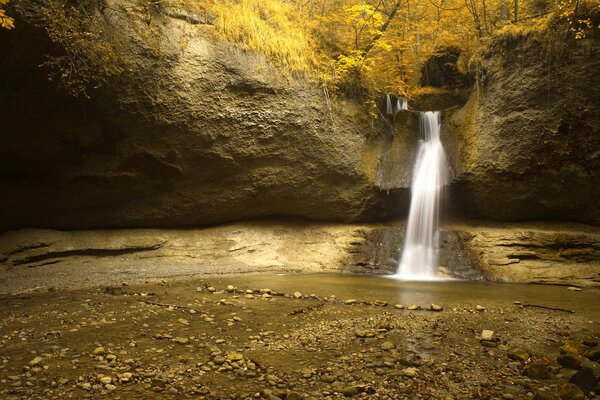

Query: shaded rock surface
left=448, top=29, right=600, bottom=225
left=0, top=0, right=419, bottom=231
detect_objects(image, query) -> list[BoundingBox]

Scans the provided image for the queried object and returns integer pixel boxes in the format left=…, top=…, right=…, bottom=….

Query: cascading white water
left=395, top=111, right=449, bottom=279
left=396, top=97, right=408, bottom=111
left=385, top=94, right=394, bottom=115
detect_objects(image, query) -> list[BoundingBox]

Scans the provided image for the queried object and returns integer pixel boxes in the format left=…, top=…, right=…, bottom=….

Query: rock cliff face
left=448, top=29, right=600, bottom=225
left=1, top=2, right=599, bottom=231
left=0, top=1, right=416, bottom=230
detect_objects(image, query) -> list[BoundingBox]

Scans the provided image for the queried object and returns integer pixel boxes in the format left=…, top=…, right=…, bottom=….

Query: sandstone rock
left=0, top=1, right=416, bottom=230
left=557, top=353, right=585, bottom=370
left=524, top=363, right=551, bottom=380
left=559, top=383, right=586, bottom=400
left=448, top=26, right=600, bottom=225
left=569, top=361, right=600, bottom=392
left=507, top=348, right=529, bottom=363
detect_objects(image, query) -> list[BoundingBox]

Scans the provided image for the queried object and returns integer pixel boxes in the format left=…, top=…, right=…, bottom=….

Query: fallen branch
left=0, top=286, right=44, bottom=300
left=520, top=303, right=575, bottom=313
left=138, top=300, right=202, bottom=313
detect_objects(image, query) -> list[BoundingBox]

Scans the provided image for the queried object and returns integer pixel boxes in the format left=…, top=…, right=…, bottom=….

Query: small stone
left=213, top=356, right=226, bottom=365
left=569, top=360, right=600, bottom=392
left=407, top=305, right=420, bottom=310
left=172, top=337, right=189, bottom=345
left=532, top=391, right=557, bottom=400
left=507, top=348, right=530, bottom=362
left=226, top=285, right=236, bottom=292
left=286, top=391, right=303, bottom=400
left=120, top=372, right=133, bottom=382
left=300, top=367, right=312, bottom=378
left=82, top=382, right=91, bottom=390
left=503, top=394, right=514, bottom=400
left=344, top=299, right=357, bottom=305
left=557, top=353, right=584, bottom=369
left=342, top=386, right=359, bottom=396
left=560, top=342, right=580, bottom=354
left=430, top=304, right=443, bottom=311
left=566, top=287, right=581, bottom=291
left=320, top=374, right=336, bottom=383
left=226, top=352, right=243, bottom=362
left=93, top=347, right=106, bottom=355
left=293, top=292, right=303, bottom=299
left=400, top=367, right=419, bottom=378
left=99, top=376, right=112, bottom=384
left=584, top=346, right=600, bottom=362
left=105, top=383, right=117, bottom=391
left=476, top=305, right=486, bottom=311
left=394, top=304, right=404, bottom=309
left=28, top=357, right=44, bottom=367
left=481, top=330, right=494, bottom=341
left=559, top=383, right=585, bottom=400
left=380, top=341, right=396, bottom=351
left=177, top=318, right=189, bottom=326
left=524, top=363, right=551, bottom=380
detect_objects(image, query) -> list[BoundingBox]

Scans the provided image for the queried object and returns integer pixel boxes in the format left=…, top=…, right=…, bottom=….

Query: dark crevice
left=12, top=243, right=165, bottom=266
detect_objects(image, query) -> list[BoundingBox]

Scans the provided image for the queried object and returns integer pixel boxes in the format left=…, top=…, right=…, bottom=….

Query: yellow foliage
left=0, top=0, right=15, bottom=30
left=212, top=0, right=315, bottom=71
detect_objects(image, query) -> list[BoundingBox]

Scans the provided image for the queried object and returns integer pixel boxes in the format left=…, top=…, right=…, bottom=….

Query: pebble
left=559, top=383, right=585, bottom=400
left=93, top=346, right=106, bottom=355
left=476, top=305, right=486, bottom=311
left=293, top=292, right=303, bottom=299
left=286, top=391, right=303, bottom=400
left=99, top=376, right=112, bottom=384
left=507, top=347, right=529, bottom=362
left=524, top=363, right=551, bottom=380
left=430, top=304, right=443, bottom=311
left=569, top=360, right=600, bottom=392
left=557, top=353, right=584, bottom=369
left=380, top=341, right=396, bottom=351
left=344, top=299, right=357, bottom=305
left=172, top=337, right=189, bottom=345
left=584, top=346, right=600, bottom=362
left=342, top=386, right=359, bottom=396
left=407, top=305, right=420, bottom=310
left=105, top=383, right=117, bottom=390
left=394, top=304, right=404, bottom=309
left=28, top=356, right=44, bottom=367
left=400, top=367, right=419, bottom=378
left=481, top=330, right=494, bottom=341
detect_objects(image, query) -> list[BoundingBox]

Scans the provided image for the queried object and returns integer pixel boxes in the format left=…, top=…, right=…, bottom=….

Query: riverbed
left=1, top=273, right=598, bottom=399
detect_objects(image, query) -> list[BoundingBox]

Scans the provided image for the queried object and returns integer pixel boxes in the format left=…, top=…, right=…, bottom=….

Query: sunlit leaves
left=0, top=0, right=15, bottom=30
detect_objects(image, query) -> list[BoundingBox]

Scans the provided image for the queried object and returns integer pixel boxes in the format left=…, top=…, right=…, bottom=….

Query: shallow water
left=215, top=273, right=600, bottom=321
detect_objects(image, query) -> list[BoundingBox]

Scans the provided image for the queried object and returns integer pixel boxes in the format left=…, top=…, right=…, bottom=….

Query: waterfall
left=396, top=97, right=408, bottom=111
left=385, top=94, right=393, bottom=115
left=395, top=111, right=449, bottom=278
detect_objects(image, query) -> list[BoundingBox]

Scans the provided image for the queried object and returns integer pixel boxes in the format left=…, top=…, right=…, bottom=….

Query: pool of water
left=215, top=273, right=600, bottom=321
